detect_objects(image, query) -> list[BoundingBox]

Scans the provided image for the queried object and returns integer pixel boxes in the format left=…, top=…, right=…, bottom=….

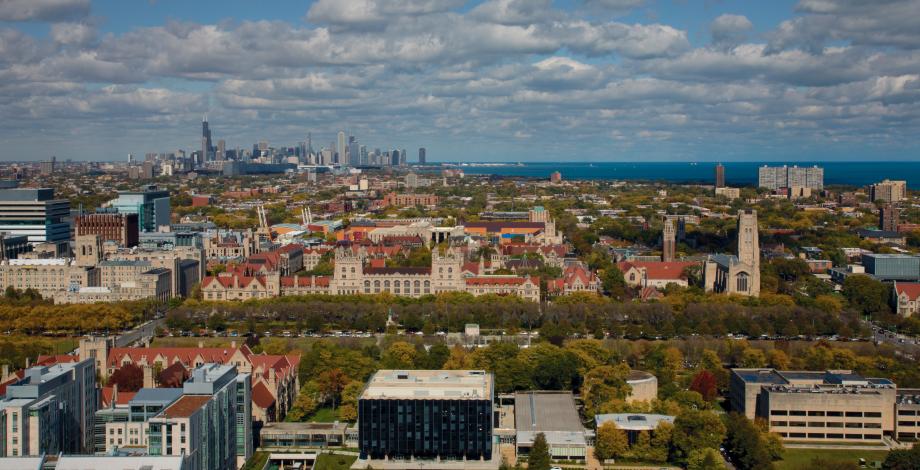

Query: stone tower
left=431, top=247, right=463, bottom=293
left=737, top=210, right=759, bottom=270
left=662, top=219, right=676, bottom=262
left=332, top=247, right=364, bottom=295
left=75, top=234, right=102, bottom=267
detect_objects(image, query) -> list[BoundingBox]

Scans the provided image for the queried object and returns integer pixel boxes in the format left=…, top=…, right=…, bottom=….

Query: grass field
left=775, top=448, right=889, bottom=470
left=314, top=454, right=357, bottom=470
left=307, top=407, right=343, bottom=423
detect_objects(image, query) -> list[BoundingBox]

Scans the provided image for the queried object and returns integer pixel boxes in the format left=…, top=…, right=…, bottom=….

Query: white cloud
left=711, top=14, right=753, bottom=47
left=0, top=0, right=89, bottom=22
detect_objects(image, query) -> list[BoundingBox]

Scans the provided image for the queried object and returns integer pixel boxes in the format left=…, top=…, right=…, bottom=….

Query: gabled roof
left=895, top=282, right=920, bottom=300
left=251, top=381, right=276, bottom=409
left=107, top=344, right=253, bottom=369
left=100, top=386, right=137, bottom=407
left=618, top=261, right=697, bottom=280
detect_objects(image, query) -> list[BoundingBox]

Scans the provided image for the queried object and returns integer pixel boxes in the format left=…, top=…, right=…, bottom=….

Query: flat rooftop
left=55, top=455, right=185, bottom=470
left=514, top=391, right=584, bottom=433
left=595, top=414, right=675, bottom=432
left=361, top=370, right=492, bottom=400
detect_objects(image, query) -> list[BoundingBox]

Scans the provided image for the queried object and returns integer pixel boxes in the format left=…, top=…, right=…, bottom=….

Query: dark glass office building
left=358, top=370, right=494, bottom=461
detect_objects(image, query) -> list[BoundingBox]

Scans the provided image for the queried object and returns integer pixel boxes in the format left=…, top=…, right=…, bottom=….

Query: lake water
left=448, top=162, right=920, bottom=189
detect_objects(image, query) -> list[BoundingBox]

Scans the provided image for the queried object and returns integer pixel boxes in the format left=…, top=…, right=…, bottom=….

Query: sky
left=1, top=0, right=919, bottom=162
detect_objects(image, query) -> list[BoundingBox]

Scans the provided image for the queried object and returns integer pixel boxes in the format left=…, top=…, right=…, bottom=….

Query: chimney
left=198, top=340, right=204, bottom=348
left=25, top=357, right=30, bottom=369
left=231, top=341, right=237, bottom=349
left=1, top=364, right=8, bottom=382
left=143, top=365, right=155, bottom=388
left=112, top=383, right=119, bottom=407
left=269, top=367, right=276, bottom=383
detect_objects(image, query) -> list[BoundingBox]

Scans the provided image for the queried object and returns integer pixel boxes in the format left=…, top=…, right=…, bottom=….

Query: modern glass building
left=109, top=185, right=171, bottom=232
left=0, top=188, right=70, bottom=245
left=357, top=370, right=494, bottom=461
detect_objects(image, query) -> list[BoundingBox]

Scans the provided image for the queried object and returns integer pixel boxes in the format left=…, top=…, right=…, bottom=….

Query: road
left=866, top=322, right=919, bottom=360
left=114, top=317, right=164, bottom=347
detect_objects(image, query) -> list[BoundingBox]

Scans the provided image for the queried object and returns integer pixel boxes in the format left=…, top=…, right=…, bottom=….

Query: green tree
left=842, top=274, right=890, bottom=316
left=528, top=432, right=552, bottom=470
left=602, top=266, right=628, bottom=299
left=740, top=348, right=767, bottom=368
left=882, top=444, right=920, bottom=470
left=594, top=422, right=629, bottom=461
left=673, top=410, right=726, bottom=462
left=316, top=368, right=350, bottom=411
left=725, top=413, right=778, bottom=470
left=687, top=448, right=726, bottom=470
left=381, top=341, right=418, bottom=369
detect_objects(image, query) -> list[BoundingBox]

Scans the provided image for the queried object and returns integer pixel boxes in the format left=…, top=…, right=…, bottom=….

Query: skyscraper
left=399, top=149, right=407, bottom=166
left=391, top=149, right=400, bottom=166
left=337, top=131, right=346, bottom=165
left=201, top=115, right=212, bottom=163
left=715, top=163, right=725, bottom=188
left=418, top=147, right=426, bottom=164
left=217, top=139, right=225, bottom=161
left=662, top=219, right=676, bottom=262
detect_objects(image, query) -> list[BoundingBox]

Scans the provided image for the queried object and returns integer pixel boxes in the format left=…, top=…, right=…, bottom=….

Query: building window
left=736, top=273, right=749, bottom=292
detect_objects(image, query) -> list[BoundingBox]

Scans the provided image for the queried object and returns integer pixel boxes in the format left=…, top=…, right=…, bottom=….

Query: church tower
left=737, top=210, right=759, bottom=270
left=662, top=219, right=676, bottom=262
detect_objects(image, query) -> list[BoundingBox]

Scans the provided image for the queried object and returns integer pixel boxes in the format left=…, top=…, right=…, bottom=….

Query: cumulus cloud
left=1, top=0, right=920, bottom=161
left=711, top=14, right=753, bottom=47
left=306, top=0, right=465, bottom=28
left=0, top=0, right=89, bottom=22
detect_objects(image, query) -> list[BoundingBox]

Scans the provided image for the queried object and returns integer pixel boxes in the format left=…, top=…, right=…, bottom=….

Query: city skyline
left=1, top=0, right=919, bottom=162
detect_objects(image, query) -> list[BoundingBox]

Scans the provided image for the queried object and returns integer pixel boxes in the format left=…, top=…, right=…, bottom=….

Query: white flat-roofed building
left=360, top=369, right=492, bottom=400
left=55, top=455, right=186, bottom=470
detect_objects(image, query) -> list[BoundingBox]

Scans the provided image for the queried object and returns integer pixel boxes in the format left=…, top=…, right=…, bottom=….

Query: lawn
left=241, top=451, right=269, bottom=470
left=314, top=453, right=357, bottom=470
left=307, top=407, right=343, bottom=423
left=775, top=448, right=889, bottom=470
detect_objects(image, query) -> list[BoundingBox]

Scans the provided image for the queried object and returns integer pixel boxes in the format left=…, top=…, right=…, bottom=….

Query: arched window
left=736, top=272, right=749, bottom=293
left=384, top=280, right=390, bottom=288
left=630, top=273, right=636, bottom=282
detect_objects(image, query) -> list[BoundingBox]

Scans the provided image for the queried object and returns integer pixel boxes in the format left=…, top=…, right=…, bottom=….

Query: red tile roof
left=251, top=381, right=276, bottom=410
left=160, top=395, right=211, bottom=418
left=100, top=386, right=137, bottom=407
left=618, top=261, right=698, bottom=281
left=107, top=344, right=252, bottom=369
left=279, top=275, right=331, bottom=287
left=895, top=282, right=920, bottom=300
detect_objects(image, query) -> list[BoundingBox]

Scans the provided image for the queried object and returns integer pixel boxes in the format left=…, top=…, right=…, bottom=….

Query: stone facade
left=704, top=210, right=760, bottom=297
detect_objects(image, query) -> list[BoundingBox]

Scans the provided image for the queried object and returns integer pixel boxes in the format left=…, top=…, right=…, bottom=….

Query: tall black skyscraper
left=418, top=147, right=426, bottom=164
left=201, top=115, right=213, bottom=164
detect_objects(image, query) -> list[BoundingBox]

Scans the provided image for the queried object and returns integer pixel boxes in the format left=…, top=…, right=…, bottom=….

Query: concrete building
left=381, top=192, right=439, bottom=207
left=896, top=389, right=920, bottom=442
left=109, top=185, right=171, bottom=232
left=357, top=370, right=494, bottom=462
left=862, top=253, right=920, bottom=281
left=0, top=234, right=31, bottom=260
left=0, top=258, right=98, bottom=300
left=758, top=165, right=823, bottom=190
left=594, top=414, right=674, bottom=445
left=81, top=338, right=296, bottom=428
left=75, top=212, right=139, bottom=247
left=869, top=179, right=907, bottom=203
left=715, top=186, right=740, bottom=199
left=704, top=210, right=760, bottom=297
left=0, top=188, right=70, bottom=245
left=0, top=359, right=96, bottom=456
left=730, top=368, right=897, bottom=443
left=515, top=391, right=588, bottom=461
left=147, top=364, right=251, bottom=470
left=880, top=204, right=900, bottom=232
left=715, top=164, right=725, bottom=188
